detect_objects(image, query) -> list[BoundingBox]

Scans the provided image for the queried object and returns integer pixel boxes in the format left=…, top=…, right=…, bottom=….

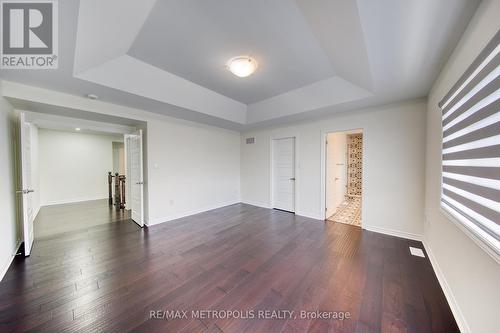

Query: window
left=439, top=29, right=500, bottom=258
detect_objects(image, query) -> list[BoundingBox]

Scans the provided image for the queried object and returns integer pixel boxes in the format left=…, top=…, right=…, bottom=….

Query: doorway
left=272, top=137, right=296, bottom=213
left=325, top=130, right=363, bottom=227
left=16, top=112, right=146, bottom=255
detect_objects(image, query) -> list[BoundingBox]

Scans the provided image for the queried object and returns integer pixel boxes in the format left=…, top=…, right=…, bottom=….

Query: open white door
left=18, top=112, right=35, bottom=256
left=325, top=133, right=347, bottom=218
left=123, top=134, right=131, bottom=207
left=127, top=130, right=144, bottom=227
left=272, top=137, right=296, bottom=213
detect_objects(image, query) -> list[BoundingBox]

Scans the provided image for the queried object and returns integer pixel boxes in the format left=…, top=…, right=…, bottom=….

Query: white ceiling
left=8, top=97, right=147, bottom=129
left=24, top=111, right=133, bottom=137
left=0, top=0, right=480, bottom=131
left=129, top=0, right=336, bottom=104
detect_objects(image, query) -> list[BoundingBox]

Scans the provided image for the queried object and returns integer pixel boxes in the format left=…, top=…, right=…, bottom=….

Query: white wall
left=241, top=99, right=426, bottom=238
left=112, top=142, right=125, bottom=175
left=425, top=1, right=500, bottom=332
left=1, top=82, right=243, bottom=226
left=146, top=120, right=241, bottom=224
left=0, top=88, right=20, bottom=281
left=38, top=129, right=122, bottom=206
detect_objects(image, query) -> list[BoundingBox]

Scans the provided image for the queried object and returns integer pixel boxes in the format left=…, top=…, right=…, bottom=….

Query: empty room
left=0, top=1, right=498, bottom=332
left=24, top=112, right=143, bottom=239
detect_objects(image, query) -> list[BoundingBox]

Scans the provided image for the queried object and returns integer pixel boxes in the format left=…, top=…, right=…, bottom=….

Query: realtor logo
left=1, top=0, right=58, bottom=69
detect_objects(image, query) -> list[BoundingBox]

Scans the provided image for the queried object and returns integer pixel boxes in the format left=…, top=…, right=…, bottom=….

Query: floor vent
left=409, top=246, right=425, bottom=258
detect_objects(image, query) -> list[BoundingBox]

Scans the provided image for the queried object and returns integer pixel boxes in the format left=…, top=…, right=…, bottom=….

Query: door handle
left=289, top=178, right=295, bottom=181
left=16, top=189, right=34, bottom=194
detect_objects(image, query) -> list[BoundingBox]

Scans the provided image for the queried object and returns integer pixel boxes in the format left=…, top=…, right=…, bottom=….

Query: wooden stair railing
left=108, top=172, right=113, bottom=205
left=108, top=172, right=126, bottom=210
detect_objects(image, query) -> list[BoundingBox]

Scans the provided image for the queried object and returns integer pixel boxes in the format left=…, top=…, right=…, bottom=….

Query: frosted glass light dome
left=227, top=56, right=258, bottom=78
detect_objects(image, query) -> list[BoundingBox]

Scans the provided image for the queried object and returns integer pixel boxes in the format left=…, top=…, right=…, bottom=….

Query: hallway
left=325, top=130, right=363, bottom=227
left=34, top=199, right=131, bottom=238
left=327, top=197, right=362, bottom=227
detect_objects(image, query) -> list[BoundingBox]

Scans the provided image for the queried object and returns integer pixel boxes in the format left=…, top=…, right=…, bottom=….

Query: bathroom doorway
left=325, top=129, right=363, bottom=227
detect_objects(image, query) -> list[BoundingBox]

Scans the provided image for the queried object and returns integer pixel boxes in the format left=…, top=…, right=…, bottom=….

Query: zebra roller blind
left=439, top=29, right=500, bottom=256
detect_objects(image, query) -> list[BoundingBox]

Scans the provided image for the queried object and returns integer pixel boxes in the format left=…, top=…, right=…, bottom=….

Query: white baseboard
left=422, top=238, right=470, bottom=333
left=363, top=224, right=423, bottom=241
left=147, top=200, right=241, bottom=226
left=295, top=210, right=322, bottom=220
left=41, top=196, right=108, bottom=207
left=360, top=225, right=468, bottom=330
left=0, top=241, right=22, bottom=282
left=240, top=200, right=271, bottom=209
left=241, top=202, right=323, bottom=222
left=364, top=224, right=468, bottom=331
left=33, top=204, right=41, bottom=221
left=2, top=202, right=468, bottom=333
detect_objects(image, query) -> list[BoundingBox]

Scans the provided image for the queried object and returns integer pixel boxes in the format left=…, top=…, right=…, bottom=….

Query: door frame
left=320, top=128, right=366, bottom=224
left=270, top=135, right=299, bottom=213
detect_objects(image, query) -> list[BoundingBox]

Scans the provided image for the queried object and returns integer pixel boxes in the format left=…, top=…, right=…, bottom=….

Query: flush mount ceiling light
left=227, top=56, right=258, bottom=78
left=86, top=94, right=98, bottom=100
left=75, top=128, right=81, bottom=131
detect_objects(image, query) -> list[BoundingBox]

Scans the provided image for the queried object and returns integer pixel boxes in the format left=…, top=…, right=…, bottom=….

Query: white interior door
left=124, top=134, right=131, bottom=207
left=332, top=163, right=347, bottom=210
left=272, top=137, right=295, bottom=212
left=128, top=130, right=144, bottom=227
left=326, top=133, right=347, bottom=217
left=19, top=112, right=35, bottom=256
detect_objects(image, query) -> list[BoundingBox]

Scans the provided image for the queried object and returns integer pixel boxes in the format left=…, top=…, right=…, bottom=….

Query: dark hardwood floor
left=0, top=204, right=458, bottom=332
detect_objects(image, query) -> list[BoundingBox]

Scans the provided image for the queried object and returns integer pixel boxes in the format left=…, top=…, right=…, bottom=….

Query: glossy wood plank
left=0, top=203, right=458, bottom=333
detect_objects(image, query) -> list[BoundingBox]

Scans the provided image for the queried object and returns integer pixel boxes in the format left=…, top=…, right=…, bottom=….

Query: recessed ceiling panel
left=1, top=0, right=481, bottom=131
left=128, top=0, right=336, bottom=104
